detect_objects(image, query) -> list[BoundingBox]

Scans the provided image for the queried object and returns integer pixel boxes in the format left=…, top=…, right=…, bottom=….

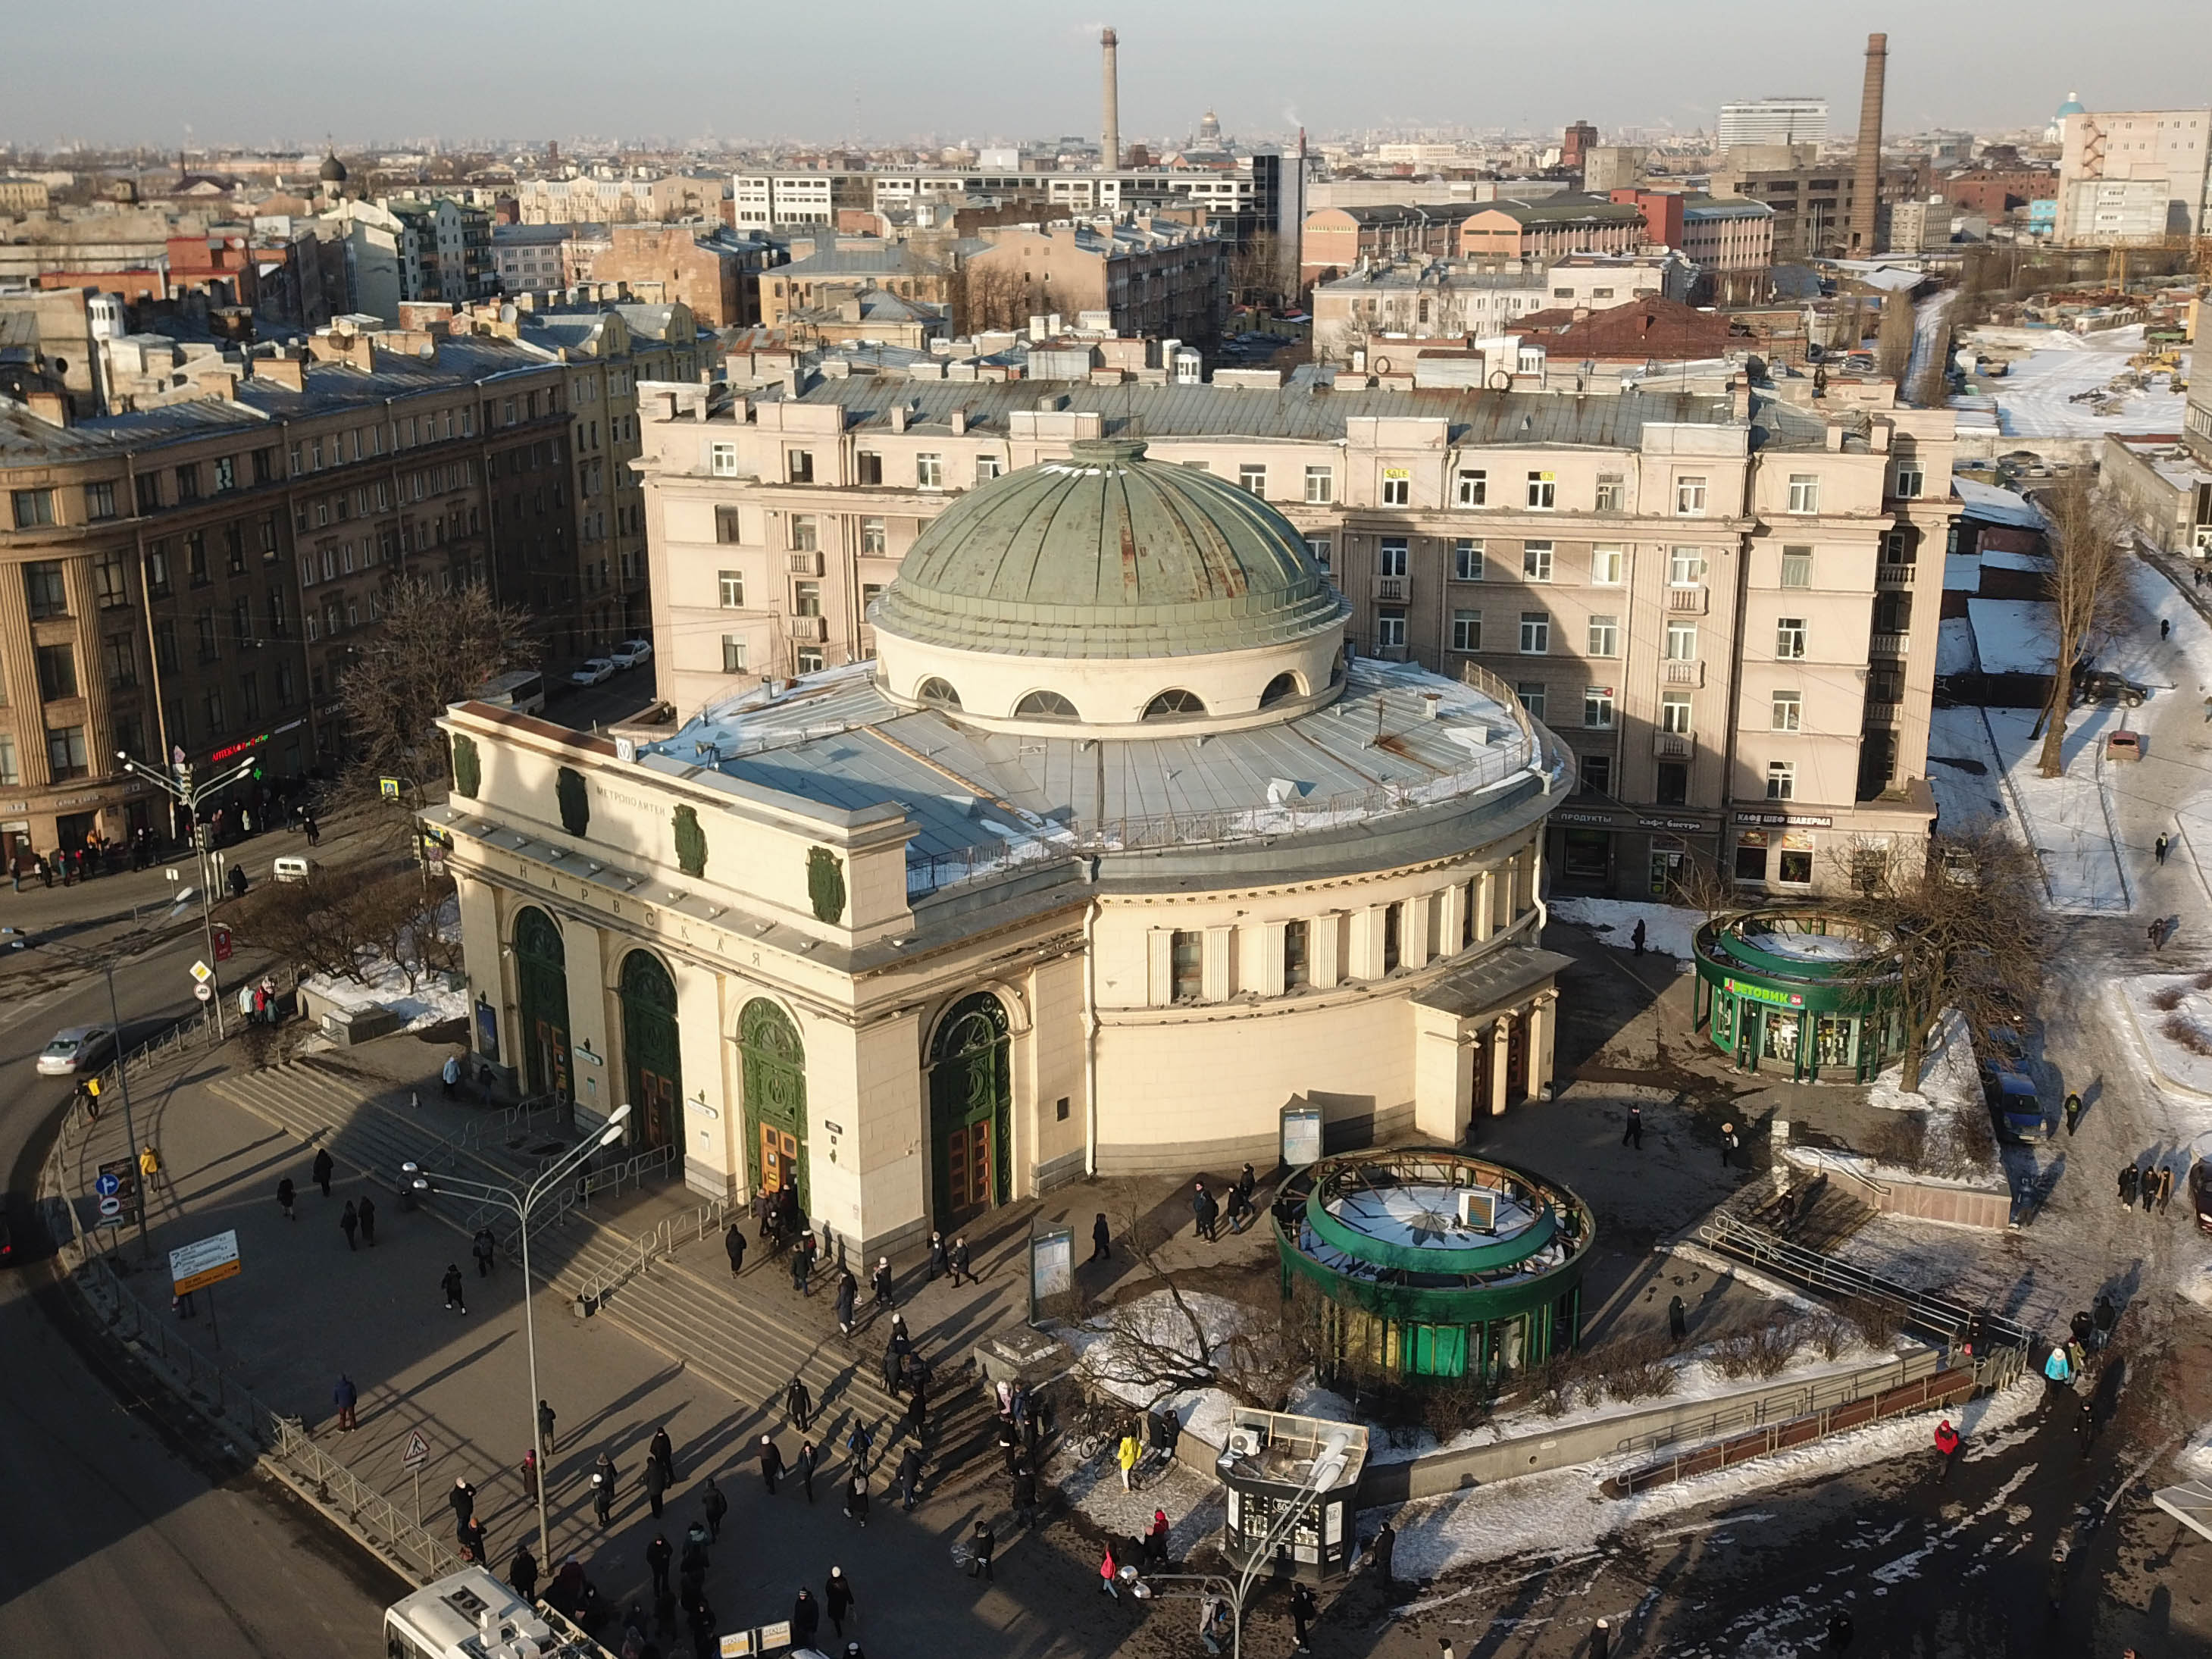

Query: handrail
left=569, top=1196, right=734, bottom=1308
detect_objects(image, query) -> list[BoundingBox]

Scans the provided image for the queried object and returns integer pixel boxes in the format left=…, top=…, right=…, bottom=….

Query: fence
left=570, top=1196, right=736, bottom=1310
left=474, top=1141, right=682, bottom=1254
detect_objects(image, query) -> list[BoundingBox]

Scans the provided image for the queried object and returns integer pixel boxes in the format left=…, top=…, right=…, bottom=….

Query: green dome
left=868, top=436, right=1349, bottom=659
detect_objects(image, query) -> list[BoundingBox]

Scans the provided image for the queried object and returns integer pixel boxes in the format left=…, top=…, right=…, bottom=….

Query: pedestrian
left=449, top=1477, right=477, bottom=1530
left=1622, top=1104, right=1644, bottom=1150
left=1143, top=1508, right=1170, bottom=1567
left=1099, top=1543, right=1120, bottom=1601
left=795, top=1438, right=818, bottom=1503
left=646, top=1532, right=673, bottom=1599
left=457, top=1517, right=486, bottom=1564
left=1191, top=1179, right=1218, bottom=1243
left=903, top=1378, right=928, bottom=1441
left=844, top=1471, right=870, bottom=1527
left=835, top=1268, right=857, bottom=1335
left=2074, top=1397, right=2100, bottom=1451
left=724, top=1222, right=746, bottom=1278
left=473, top=1225, right=497, bottom=1276
left=2157, top=832, right=2172, bottom=865
left=2043, top=1344, right=2074, bottom=1397
left=2152, top=917, right=2170, bottom=952
left=1291, top=1582, right=1317, bottom=1651
left=2070, top=1308, right=2095, bottom=1351
left=2152, top=1162, right=2176, bottom=1214
left=968, top=1519, right=996, bottom=1582
left=519, top=1449, right=538, bottom=1501
left=1371, top=1519, right=1397, bottom=1588
left=339, top=1200, right=359, bottom=1250
left=277, top=1177, right=296, bottom=1221
left=1720, top=1122, right=1741, bottom=1167
left=2067, top=1335, right=2088, bottom=1377
left=1116, top=1430, right=1140, bottom=1492
left=928, top=1231, right=947, bottom=1281
left=787, top=1376, right=813, bottom=1432
left=538, top=1398, right=557, bottom=1453
left=304, top=813, right=319, bottom=847
left=2093, top=1294, right=2118, bottom=1351
left=1632, top=919, right=1647, bottom=955
left=896, top=1444, right=922, bottom=1510
left=845, top=1417, right=874, bottom=1476
left=950, top=1235, right=974, bottom=1285
left=644, top=1451, right=668, bottom=1519
left=1933, top=1417, right=1962, bottom=1481
left=648, top=1425, right=674, bottom=1488
left=228, top=864, right=249, bottom=900
left=508, top=1543, right=539, bottom=1602
left=824, top=1567, right=854, bottom=1639
left=593, top=1453, right=617, bottom=1524
left=871, top=1255, right=895, bottom=1310
left=442, top=1263, right=468, bottom=1313
left=1668, top=1294, right=1688, bottom=1343
left=757, top=1432, right=784, bottom=1495
left=1090, top=1211, right=1112, bottom=1263
left=791, top=1589, right=819, bottom=1651
left=791, top=1228, right=815, bottom=1295
left=2119, top=1160, right=2140, bottom=1211
left=135, top=1143, right=163, bottom=1190
left=2063, top=1092, right=2082, bottom=1135
left=1827, top=1609, right=1854, bottom=1651
left=332, top=1373, right=358, bottom=1432
left=1011, top=1461, right=1038, bottom=1529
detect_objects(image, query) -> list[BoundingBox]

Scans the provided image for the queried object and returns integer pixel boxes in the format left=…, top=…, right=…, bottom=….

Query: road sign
left=402, top=1429, right=430, bottom=1470
left=212, top=924, right=233, bottom=963
left=99, top=1197, right=120, bottom=1219
left=95, top=1172, right=120, bottom=1197
left=168, top=1230, right=241, bottom=1296
left=189, top=959, right=212, bottom=984
left=95, top=1157, right=140, bottom=1228
left=193, top=984, right=214, bottom=1002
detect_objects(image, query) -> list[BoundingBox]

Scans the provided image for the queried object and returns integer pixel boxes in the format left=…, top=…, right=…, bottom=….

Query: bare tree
left=1876, top=292, right=1916, bottom=385
left=1226, top=230, right=1285, bottom=311
left=2032, top=473, right=2131, bottom=777
left=231, top=865, right=458, bottom=991
left=1832, top=825, right=2047, bottom=1092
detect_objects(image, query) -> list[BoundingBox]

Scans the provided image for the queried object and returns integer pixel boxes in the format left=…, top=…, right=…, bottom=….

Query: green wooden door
left=619, top=950, right=681, bottom=1153
left=929, top=993, right=1012, bottom=1225
left=514, top=907, right=571, bottom=1103
left=739, top=1000, right=808, bottom=1213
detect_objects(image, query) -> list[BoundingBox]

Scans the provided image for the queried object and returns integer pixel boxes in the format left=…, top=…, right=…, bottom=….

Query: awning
left=1413, top=947, right=1575, bottom=1020
left=2154, top=1481, right=2212, bottom=1544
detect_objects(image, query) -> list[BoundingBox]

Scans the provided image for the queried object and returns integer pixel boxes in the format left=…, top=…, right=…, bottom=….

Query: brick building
left=587, top=224, right=775, bottom=328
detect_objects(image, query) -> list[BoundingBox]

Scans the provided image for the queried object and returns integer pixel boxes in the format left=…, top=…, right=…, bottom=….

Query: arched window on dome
left=1142, top=689, right=1207, bottom=721
left=1258, top=671, right=1303, bottom=708
left=1013, top=690, right=1079, bottom=718
left=915, top=677, right=962, bottom=710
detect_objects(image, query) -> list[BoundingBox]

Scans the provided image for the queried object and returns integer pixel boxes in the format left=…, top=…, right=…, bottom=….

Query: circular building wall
left=1691, top=909, right=1901, bottom=1082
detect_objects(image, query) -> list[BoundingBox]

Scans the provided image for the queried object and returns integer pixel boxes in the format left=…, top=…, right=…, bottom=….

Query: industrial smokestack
left=1100, top=27, right=1121, bottom=171
left=1849, top=31, right=1887, bottom=253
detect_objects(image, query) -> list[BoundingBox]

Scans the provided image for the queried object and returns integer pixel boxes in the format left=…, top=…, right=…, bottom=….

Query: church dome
left=2055, top=92, right=2085, bottom=117
left=319, top=150, right=348, bottom=184
left=868, top=436, right=1347, bottom=662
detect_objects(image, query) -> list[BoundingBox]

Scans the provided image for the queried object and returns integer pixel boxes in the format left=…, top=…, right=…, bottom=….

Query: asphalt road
left=0, top=928, right=403, bottom=1657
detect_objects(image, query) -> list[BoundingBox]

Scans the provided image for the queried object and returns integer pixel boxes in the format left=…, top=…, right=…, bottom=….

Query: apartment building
left=587, top=224, right=774, bottom=329
left=1454, top=197, right=1647, bottom=262
left=1312, top=254, right=1688, bottom=364
left=514, top=173, right=726, bottom=227
left=1707, top=161, right=1918, bottom=261
left=634, top=371, right=1957, bottom=899
left=1300, top=204, right=1480, bottom=286
left=961, top=219, right=1227, bottom=342
left=2055, top=108, right=2212, bottom=242
left=0, top=328, right=575, bottom=867
left=389, top=199, right=497, bottom=305
left=1717, top=100, right=1829, bottom=147
left=759, top=243, right=952, bottom=329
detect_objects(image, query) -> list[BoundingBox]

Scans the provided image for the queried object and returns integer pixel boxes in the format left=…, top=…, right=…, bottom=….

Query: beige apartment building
left=636, top=371, right=1957, bottom=900
left=2055, top=108, right=2212, bottom=242
left=958, top=218, right=1228, bottom=342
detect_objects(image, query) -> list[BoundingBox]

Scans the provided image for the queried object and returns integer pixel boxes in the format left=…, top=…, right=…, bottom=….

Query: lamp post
left=415, top=1103, right=630, bottom=1566
left=117, top=749, right=261, bottom=1041
left=1144, top=1445, right=1348, bottom=1659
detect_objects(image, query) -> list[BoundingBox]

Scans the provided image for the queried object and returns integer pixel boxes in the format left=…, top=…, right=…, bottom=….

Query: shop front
left=1547, top=808, right=1719, bottom=900
left=1692, top=909, right=1901, bottom=1083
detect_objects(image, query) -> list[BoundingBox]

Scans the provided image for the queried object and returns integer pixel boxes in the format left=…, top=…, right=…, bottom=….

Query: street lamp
left=415, top=1103, right=630, bottom=1565
left=116, top=748, right=261, bottom=1041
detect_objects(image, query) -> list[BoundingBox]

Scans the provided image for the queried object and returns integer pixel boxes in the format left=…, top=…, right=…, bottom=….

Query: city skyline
left=6, top=0, right=2207, bottom=152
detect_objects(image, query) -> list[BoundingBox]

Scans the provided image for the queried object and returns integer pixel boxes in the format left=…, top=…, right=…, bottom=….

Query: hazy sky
left=6, top=0, right=2206, bottom=151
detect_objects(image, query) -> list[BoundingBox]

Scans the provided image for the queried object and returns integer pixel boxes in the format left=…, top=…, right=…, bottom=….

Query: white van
left=383, top=1567, right=602, bottom=1659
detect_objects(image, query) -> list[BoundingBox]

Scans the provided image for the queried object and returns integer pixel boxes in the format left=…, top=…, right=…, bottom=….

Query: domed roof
left=868, top=437, right=1348, bottom=659
left=2056, top=92, right=2085, bottom=117
left=319, top=150, right=348, bottom=184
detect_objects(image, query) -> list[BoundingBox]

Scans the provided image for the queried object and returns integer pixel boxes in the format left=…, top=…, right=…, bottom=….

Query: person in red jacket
left=1933, top=1417, right=1963, bottom=1482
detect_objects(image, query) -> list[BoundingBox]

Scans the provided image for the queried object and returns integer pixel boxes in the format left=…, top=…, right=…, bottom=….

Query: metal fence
left=569, top=1196, right=735, bottom=1310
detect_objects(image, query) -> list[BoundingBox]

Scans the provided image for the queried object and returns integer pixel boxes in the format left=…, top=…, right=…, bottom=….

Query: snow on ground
left=1547, top=897, right=1698, bottom=959
left=1927, top=705, right=2010, bottom=826
left=1902, top=290, right=1954, bottom=399
left=1982, top=704, right=2132, bottom=914
left=299, top=894, right=467, bottom=1032
left=1059, top=1289, right=1246, bottom=1451
left=1045, top=1435, right=1225, bottom=1559
left=2113, top=555, right=2212, bottom=692
left=1868, top=1009, right=1982, bottom=1117
left=1382, top=1379, right=2042, bottom=1581
left=2113, top=974, right=2212, bottom=1103
left=1966, top=324, right=2187, bottom=439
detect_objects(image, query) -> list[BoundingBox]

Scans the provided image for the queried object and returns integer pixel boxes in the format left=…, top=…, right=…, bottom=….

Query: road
left=0, top=927, right=401, bottom=1657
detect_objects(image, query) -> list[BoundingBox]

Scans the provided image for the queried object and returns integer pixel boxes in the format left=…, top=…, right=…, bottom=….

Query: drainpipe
left=1529, top=834, right=1549, bottom=946
left=1081, top=867, right=1102, bottom=1177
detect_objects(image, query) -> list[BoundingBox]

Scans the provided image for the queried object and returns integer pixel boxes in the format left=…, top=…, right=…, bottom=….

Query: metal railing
left=482, top=1141, right=680, bottom=1253
left=570, top=1196, right=735, bottom=1309
left=268, top=1417, right=462, bottom=1584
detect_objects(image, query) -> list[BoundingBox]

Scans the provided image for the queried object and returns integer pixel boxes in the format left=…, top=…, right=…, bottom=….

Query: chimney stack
left=1100, top=27, right=1121, bottom=171
left=1849, top=32, right=1887, bottom=253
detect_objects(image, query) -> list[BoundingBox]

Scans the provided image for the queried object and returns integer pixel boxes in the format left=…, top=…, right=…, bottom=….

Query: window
left=1894, top=465, right=1924, bottom=499
left=1381, top=470, right=1410, bottom=506
left=259, top=515, right=278, bottom=559
left=35, top=643, right=77, bottom=702
left=202, top=686, right=225, bottom=732
left=254, top=447, right=276, bottom=485
left=12, top=488, right=55, bottom=529
left=793, top=581, right=821, bottom=618
left=1665, top=621, right=1697, bottom=660
left=23, top=561, right=67, bottom=618
left=1283, top=919, right=1311, bottom=990
left=976, top=455, right=1004, bottom=481
left=916, top=453, right=943, bottom=490
left=1735, top=837, right=1767, bottom=880
left=1304, top=534, right=1332, bottom=571
left=790, top=515, right=818, bottom=552
left=861, top=516, right=887, bottom=554
left=225, top=524, right=246, bottom=575
left=718, top=570, right=745, bottom=608
left=1591, top=546, right=1624, bottom=585
left=212, top=455, right=235, bottom=493
left=1453, top=539, right=1484, bottom=581
left=1378, top=539, right=1409, bottom=578
left=714, top=506, right=743, bottom=544
left=1786, top=473, right=1820, bottom=514
left=1239, top=464, right=1267, bottom=496
left=1522, top=542, right=1553, bottom=582
left=1584, top=685, right=1615, bottom=728
left=856, top=451, right=883, bottom=486
left=1303, top=465, right=1333, bottom=504
left=1170, top=930, right=1203, bottom=1002
left=1780, top=547, right=1813, bottom=588
left=709, top=442, right=739, bottom=476
left=102, top=635, right=136, bottom=690
left=1657, top=760, right=1689, bottom=806
left=0, top=734, right=17, bottom=786
left=1772, top=690, right=1802, bottom=731
left=1452, top=609, right=1481, bottom=652
left=186, top=531, right=208, bottom=586
left=1381, top=903, right=1403, bottom=972
left=1519, top=612, right=1550, bottom=654
left=1144, top=689, right=1206, bottom=719
left=787, top=449, right=813, bottom=484
left=1581, top=754, right=1613, bottom=796
left=1668, top=546, right=1704, bottom=586
left=1779, top=847, right=1814, bottom=884
left=1516, top=681, right=1546, bottom=722
left=154, top=620, right=177, bottom=671
left=1882, top=528, right=1916, bottom=565
left=1376, top=609, right=1407, bottom=649
left=796, top=648, right=824, bottom=673
left=1587, top=614, right=1619, bottom=656
left=1455, top=468, right=1488, bottom=507
left=1675, top=475, right=1708, bottom=516
left=1766, top=761, right=1795, bottom=800
left=45, top=725, right=88, bottom=779
left=136, top=474, right=161, bottom=514
left=175, top=464, right=202, bottom=503
left=1595, top=473, right=1625, bottom=512
left=1661, top=694, right=1693, bottom=734
left=239, top=671, right=261, bottom=721
left=84, top=480, right=117, bottom=521
left=1776, top=617, right=1807, bottom=659
left=721, top=634, right=748, bottom=674
left=1525, top=471, right=1556, bottom=510
left=1014, top=689, right=1078, bottom=717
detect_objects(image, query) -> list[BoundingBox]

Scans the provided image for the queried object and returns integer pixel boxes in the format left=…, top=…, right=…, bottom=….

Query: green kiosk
left=1691, top=910, right=1903, bottom=1082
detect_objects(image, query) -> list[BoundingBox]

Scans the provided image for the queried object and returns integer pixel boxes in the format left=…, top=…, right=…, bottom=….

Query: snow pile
left=2113, top=975, right=2212, bottom=1102
left=298, top=893, right=467, bottom=1033
left=1952, top=474, right=2047, bottom=531
left=1547, top=897, right=1699, bottom=960
left=1060, top=1289, right=1253, bottom=1450
left=2181, top=1425, right=2212, bottom=1482
left=1868, top=1009, right=1981, bottom=1116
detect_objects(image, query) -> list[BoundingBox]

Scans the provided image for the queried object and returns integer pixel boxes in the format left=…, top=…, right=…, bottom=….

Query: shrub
left=1589, top=1334, right=1677, bottom=1403
left=2164, top=1014, right=2212, bottom=1057
left=1807, top=1313, right=1853, bottom=1361
left=2152, top=986, right=2185, bottom=1013
left=1869, top=1113, right=1929, bottom=1172
left=1710, top=1320, right=1803, bottom=1379
left=1841, top=1295, right=1900, bottom=1349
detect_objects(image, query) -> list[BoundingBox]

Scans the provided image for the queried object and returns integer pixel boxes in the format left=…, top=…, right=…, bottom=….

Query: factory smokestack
left=1848, top=31, right=1886, bottom=253
left=1100, top=27, right=1120, bottom=171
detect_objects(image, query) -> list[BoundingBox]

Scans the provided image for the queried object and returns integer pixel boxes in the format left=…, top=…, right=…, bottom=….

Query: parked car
left=1978, top=1025, right=2046, bottom=1143
left=2193, top=1157, right=2212, bottom=1235
left=609, top=639, right=652, bottom=669
left=2071, top=669, right=2146, bottom=708
left=36, top=1025, right=117, bottom=1077
left=568, top=659, right=615, bottom=687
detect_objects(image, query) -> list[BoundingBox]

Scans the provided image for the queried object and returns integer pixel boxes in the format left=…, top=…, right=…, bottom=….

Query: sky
left=5, top=0, right=2208, bottom=152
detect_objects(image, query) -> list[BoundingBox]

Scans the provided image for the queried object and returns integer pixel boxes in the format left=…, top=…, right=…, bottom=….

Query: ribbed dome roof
left=319, top=150, right=348, bottom=183
left=868, top=437, right=1348, bottom=659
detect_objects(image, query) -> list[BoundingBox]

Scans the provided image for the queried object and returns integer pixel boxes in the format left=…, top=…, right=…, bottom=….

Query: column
left=1475, top=870, right=1494, bottom=944
left=1312, top=912, right=1343, bottom=989
left=1531, top=992, right=1557, bottom=1099
left=1488, top=1018, right=1511, bottom=1116
left=1404, top=893, right=1433, bottom=970
left=1201, top=925, right=1234, bottom=1003
left=1411, top=1004, right=1471, bottom=1142
left=1146, top=928, right=1173, bottom=1007
left=1437, top=880, right=1466, bottom=956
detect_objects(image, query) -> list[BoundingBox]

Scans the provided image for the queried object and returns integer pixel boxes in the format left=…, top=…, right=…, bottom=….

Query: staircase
left=1737, top=1172, right=1879, bottom=1254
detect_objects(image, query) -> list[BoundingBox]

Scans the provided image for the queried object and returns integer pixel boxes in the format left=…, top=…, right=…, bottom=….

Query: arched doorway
left=618, top=950, right=681, bottom=1153
left=929, top=992, right=1012, bottom=1225
left=514, top=907, right=571, bottom=1103
left=739, top=1000, right=808, bottom=1210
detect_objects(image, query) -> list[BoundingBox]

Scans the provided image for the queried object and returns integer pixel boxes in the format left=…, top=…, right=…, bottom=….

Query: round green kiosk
left=1275, top=1149, right=1594, bottom=1383
left=1692, top=909, right=1902, bottom=1082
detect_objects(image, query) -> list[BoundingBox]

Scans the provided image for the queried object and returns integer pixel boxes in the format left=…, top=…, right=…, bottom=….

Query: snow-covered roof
left=1966, top=596, right=2058, bottom=676
left=1943, top=552, right=1983, bottom=593
left=1936, top=615, right=1977, bottom=676
left=1952, top=474, right=2047, bottom=531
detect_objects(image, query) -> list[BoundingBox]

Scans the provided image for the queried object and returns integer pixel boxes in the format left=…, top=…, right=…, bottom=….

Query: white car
left=609, top=639, right=652, bottom=669
left=569, top=659, right=615, bottom=687
left=38, top=1025, right=117, bottom=1077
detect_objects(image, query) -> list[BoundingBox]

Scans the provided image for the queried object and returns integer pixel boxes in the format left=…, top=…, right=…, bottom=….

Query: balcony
left=1654, top=731, right=1693, bottom=759
left=1875, top=562, right=1916, bottom=589
left=1663, top=659, right=1704, bottom=687
left=1870, top=631, right=1910, bottom=659
left=787, top=551, right=824, bottom=576
left=1372, top=574, right=1409, bottom=603
left=1666, top=584, right=1707, bottom=614
left=1863, top=702, right=1902, bottom=728
left=790, top=614, right=827, bottom=642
